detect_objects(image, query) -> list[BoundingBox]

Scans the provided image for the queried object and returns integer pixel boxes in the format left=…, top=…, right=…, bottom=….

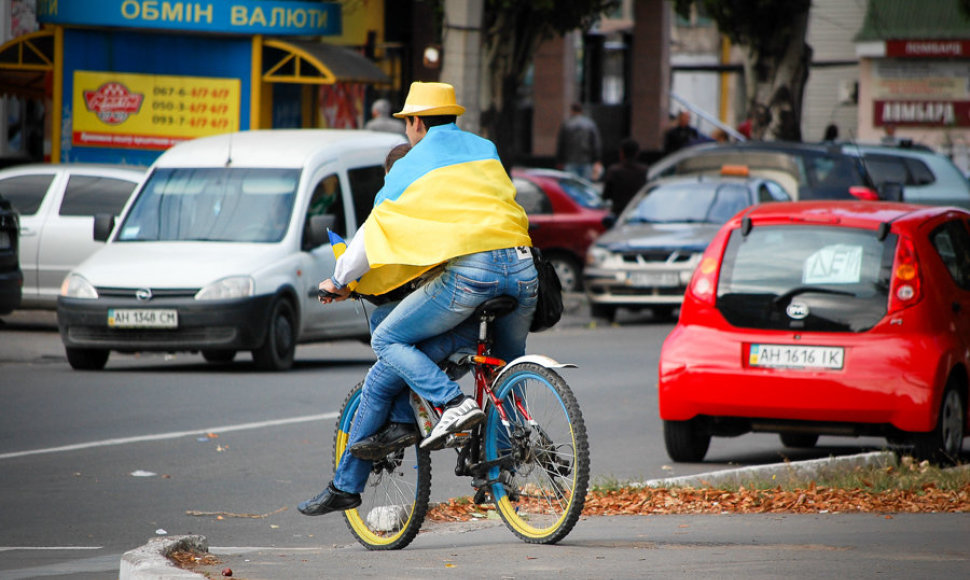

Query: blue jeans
left=332, top=248, right=538, bottom=493
left=564, top=163, right=593, bottom=181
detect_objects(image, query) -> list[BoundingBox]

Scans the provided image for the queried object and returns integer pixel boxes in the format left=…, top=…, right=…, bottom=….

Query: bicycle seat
left=475, top=296, right=518, bottom=319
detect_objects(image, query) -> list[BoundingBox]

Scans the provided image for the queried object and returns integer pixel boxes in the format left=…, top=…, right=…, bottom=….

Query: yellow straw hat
left=393, top=82, right=466, bottom=118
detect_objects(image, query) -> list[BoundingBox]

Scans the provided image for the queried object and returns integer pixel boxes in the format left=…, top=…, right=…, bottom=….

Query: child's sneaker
left=419, top=395, right=484, bottom=449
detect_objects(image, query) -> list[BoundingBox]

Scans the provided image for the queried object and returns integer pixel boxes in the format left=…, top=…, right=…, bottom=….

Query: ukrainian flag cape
left=355, top=124, right=532, bottom=295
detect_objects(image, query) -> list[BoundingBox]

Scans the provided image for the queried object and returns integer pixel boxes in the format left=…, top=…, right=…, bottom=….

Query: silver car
left=583, top=174, right=790, bottom=322
left=0, top=164, right=145, bottom=309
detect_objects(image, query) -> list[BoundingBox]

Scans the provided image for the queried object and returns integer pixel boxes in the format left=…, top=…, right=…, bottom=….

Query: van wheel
left=66, top=347, right=110, bottom=371
left=203, top=350, right=236, bottom=363
left=252, top=298, right=296, bottom=371
left=663, top=419, right=711, bottom=462
left=911, top=383, right=964, bottom=465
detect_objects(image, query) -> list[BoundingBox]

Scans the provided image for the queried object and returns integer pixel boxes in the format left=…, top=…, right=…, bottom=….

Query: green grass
left=594, top=456, right=970, bottom=494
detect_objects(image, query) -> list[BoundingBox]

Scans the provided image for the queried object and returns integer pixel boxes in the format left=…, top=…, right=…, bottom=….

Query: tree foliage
left=674, top=0, right=810, bottom=56
left=674, top=0, right=812, bottom=141
left=477, top=0, right=618, bottom=162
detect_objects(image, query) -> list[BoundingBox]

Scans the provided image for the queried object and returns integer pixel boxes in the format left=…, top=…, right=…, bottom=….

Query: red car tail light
left=849, top=186, right=880, bottom=201
left=686, top=225, right=734, bottom=306
left=887, top=235, right=922, bottom=314
left=686, top=253, right=722, bottom=306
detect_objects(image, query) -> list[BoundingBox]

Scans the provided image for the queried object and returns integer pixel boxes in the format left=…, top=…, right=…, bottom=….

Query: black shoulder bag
left=529, top=247, right=564, bottom=332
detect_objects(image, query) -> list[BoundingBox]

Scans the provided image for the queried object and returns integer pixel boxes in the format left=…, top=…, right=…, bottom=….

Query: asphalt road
left=1, top=305, right=965, bottom=579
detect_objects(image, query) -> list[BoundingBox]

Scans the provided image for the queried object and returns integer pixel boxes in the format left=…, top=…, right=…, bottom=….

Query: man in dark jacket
left=602, top=138, right=647, bottom=214
left=663, top=110, right=701, bottom=156
left=556, top=102, right=602, bottom=181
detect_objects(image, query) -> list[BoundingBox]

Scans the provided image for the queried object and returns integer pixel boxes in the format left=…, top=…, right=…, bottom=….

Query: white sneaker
left=420, top=396, right=484, bottom=449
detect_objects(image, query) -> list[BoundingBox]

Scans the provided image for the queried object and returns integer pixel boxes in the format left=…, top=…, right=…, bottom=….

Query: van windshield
left=116, top=168, right=300, bottom=242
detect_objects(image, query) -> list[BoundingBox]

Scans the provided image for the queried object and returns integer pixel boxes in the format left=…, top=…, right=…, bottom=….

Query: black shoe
left=297, top=482, right=361, bottom=516
left=349, top=422, right=419, bottom=461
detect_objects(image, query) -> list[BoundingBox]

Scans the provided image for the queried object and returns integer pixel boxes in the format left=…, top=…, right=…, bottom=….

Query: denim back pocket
left=519, top=276, right=540, bottom=306
left=452, top=273, right=500, bottom=309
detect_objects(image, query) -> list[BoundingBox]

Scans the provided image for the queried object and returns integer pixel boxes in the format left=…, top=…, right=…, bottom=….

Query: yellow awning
left=0, top=30, right=54, bottom=98
left=262, top=38, right=390, bottom=85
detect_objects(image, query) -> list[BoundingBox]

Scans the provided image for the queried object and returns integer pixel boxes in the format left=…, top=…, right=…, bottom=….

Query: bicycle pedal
left=443, top=431, right=471, bottom=448
left=472, top=488, right=490, bottom=505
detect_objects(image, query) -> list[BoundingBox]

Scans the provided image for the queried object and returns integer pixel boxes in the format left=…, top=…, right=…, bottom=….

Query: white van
left=57, top=129, right=405, bottom=370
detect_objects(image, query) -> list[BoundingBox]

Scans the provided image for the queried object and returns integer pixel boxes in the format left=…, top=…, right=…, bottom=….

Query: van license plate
left=749, top=344, right=844, bottom=369
left=108, top=309, right=178, bottom=329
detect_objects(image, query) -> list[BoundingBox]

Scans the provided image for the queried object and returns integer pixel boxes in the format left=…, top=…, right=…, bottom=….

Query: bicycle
left=331, top=294, right=589, bottom=550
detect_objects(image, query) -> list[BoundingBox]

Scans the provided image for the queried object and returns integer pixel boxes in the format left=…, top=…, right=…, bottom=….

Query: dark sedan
left=648, top=140, right=884, bottom=201
left=583, top=172, right=790, bottom=322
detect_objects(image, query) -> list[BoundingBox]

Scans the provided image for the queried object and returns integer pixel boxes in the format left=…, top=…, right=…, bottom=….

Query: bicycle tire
left=482, top=362, right=589, bottom=544
left=334, top=382, right=432, bottom=550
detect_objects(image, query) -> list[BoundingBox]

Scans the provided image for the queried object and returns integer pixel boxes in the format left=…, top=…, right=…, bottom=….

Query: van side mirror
left=93, top=213, right=116, bottom=242
left=879, top=181, right=904, bottom=202
left=303, top=214, right=336, bottom=250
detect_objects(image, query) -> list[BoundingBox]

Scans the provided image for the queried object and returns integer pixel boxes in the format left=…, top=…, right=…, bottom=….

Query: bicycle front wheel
left=334, top=382, right=431, bottom=550
left=483, top=362, right=589, bottom=544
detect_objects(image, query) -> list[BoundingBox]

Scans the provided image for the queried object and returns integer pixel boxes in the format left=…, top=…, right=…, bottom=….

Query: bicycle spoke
left=334, top=383, right=432, bottom=550
left=483, top=363, right=589, bottom=544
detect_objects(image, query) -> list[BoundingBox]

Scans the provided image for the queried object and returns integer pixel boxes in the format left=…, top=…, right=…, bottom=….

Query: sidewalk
left=122, top=452, right=930, bottom=580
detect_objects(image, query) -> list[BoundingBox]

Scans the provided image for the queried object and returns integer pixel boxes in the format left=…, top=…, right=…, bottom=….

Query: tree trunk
left=481, top=6, right=545, bottom=168
left=742, top=8, right=812, bottom=142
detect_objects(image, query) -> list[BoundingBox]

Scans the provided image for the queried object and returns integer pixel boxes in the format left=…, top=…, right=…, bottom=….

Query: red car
left=511, top=168, right=614, bottom=291
left=659, top=201, right=968, bottom=464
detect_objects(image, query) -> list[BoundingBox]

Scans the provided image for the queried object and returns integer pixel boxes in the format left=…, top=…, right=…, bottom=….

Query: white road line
left=0, top=412, right=339, bottom=461
left=0, top=547, right=103, bottom=551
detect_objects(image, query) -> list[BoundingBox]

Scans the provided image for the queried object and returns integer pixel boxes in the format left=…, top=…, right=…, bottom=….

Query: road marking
left=0, top=413, right=339, bottom=461
left=0, top=547, right=103, bottom=551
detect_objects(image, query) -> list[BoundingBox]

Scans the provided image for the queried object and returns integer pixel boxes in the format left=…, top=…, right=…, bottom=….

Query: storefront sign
left=872, top=61, right=970, bottom=127
left=38, top=0, right=340, bottom=35
left=73, top=71, right=240, bottom=150
left=874, top=100, right=970, bottom=127
left=886, top=39, right=970, bottom=58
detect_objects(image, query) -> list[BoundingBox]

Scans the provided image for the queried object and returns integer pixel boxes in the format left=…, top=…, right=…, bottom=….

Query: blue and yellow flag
left=355, top=124, right=532, bottom=295
left=327, top=229, right=358, bottom=292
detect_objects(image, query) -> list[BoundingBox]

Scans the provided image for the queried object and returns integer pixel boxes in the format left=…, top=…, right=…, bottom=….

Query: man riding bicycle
left=298, top=82, right=538, bottom=516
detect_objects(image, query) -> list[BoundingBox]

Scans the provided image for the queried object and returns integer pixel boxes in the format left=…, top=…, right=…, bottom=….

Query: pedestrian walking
left=364, top=98, right=406, bottom=135
left=556, top=102, right=602, bottom=181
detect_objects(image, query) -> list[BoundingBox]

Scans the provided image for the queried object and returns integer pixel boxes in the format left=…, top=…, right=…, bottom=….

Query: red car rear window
left=716, top=225, right=896, bottom=332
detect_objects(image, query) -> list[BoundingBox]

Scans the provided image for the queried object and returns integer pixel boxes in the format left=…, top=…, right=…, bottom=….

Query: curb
left=637, top=450, right=898, bottom=489
left=119, top=452, right=898, bottom=579
left=119, top=534, right=208, bottom=580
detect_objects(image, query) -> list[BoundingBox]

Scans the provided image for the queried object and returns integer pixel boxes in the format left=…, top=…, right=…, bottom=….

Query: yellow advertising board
left=72, top=71, right=240, bottom=150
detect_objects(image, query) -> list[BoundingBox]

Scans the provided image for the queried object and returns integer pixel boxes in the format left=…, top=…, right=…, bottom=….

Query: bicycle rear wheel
left=334, top=382, right=431, bottom=550
left=483, top=362, right=589, bottom=544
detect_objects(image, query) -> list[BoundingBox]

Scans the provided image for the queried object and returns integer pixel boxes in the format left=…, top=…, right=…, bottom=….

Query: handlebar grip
left=317, top=288, right=341, bottom=300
